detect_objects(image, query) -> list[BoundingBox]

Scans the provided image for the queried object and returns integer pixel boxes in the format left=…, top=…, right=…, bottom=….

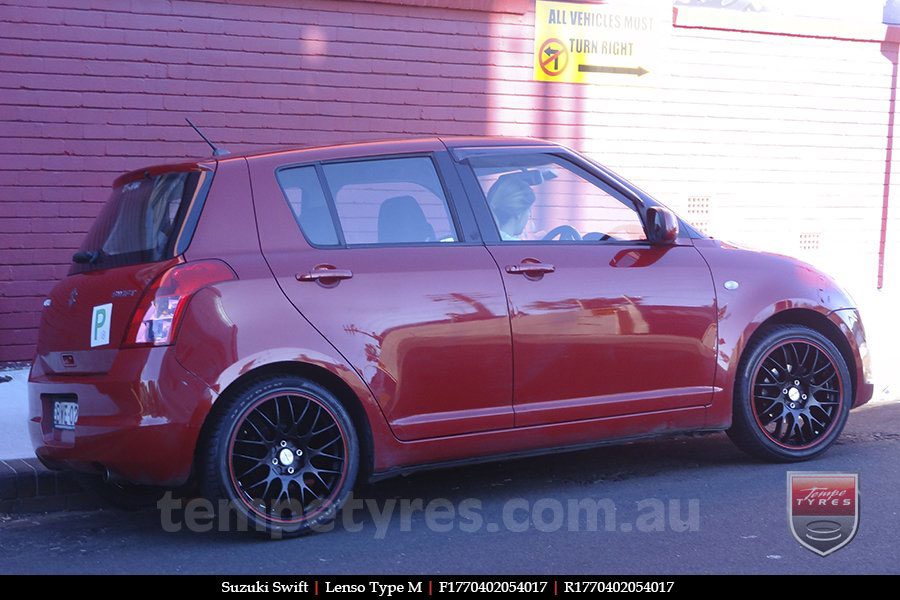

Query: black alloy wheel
left=202, top=375, right=359, bottom=537
left=728, top=325, right=852, bottom=462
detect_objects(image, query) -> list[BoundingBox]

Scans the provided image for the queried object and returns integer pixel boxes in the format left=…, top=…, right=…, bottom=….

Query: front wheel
left=727, top=325, right=852, bottom=462
left=201, top=375, right=359, bottom=538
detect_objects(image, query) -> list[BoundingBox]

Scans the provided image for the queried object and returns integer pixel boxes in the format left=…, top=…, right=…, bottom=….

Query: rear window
left=71, top=170, right=210, bottom=274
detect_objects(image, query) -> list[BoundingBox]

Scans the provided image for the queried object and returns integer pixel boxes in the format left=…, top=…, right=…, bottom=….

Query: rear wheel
left=201, top=375, right=358, bottom=538
left=727, top=325, right=852, bottom=462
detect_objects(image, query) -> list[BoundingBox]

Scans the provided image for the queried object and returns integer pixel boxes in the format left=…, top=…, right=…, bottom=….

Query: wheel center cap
left=788, top=387, right=801, bottom=402
left=278, top=448, right=295, bottom=466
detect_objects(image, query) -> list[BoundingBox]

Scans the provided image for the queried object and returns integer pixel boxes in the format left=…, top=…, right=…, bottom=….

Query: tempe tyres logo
left=788, top=472, right=859, bottom=556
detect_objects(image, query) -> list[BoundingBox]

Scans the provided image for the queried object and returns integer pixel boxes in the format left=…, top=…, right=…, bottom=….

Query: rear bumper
left=28, top=346, right=215, bottom=487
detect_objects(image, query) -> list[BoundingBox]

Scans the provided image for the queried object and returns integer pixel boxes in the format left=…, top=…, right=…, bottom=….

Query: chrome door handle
left=505, top=263, right=555, bottom=275
left=296, top=268, right=353, bottom=282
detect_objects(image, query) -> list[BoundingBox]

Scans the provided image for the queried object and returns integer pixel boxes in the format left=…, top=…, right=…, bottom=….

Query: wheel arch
left=747, top=308, right=857, bottom=400
left=193, top=360, right=376, bottom=484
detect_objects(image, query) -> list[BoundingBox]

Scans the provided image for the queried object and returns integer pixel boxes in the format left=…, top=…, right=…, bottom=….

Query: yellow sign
left=533, top=0, right=668, bottom=84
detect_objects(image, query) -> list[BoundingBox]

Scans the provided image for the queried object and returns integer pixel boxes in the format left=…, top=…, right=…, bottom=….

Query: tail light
left=123, top=260, right=236, bottom=347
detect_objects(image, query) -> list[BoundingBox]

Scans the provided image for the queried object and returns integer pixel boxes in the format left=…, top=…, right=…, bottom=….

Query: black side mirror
left=647, top=207, right=679, bottom=244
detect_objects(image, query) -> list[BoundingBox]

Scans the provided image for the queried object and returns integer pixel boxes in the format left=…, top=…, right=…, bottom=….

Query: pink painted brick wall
left=0, top=0, right=533, bottom=361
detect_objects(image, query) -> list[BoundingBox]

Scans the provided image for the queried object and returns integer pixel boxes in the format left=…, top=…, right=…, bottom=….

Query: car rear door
left=249, top=146, right=513, bottom=441
left=453, top=147, right=718, bottom=427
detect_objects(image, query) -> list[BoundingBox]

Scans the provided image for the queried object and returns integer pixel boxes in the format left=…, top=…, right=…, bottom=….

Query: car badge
left=68, top=288, right=78, bottom=307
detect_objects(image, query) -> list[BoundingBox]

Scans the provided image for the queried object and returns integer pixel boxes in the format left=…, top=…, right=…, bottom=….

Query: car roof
left=230, top=135, right=557, bottom=163
left=115, top=136, right=560, bottom=185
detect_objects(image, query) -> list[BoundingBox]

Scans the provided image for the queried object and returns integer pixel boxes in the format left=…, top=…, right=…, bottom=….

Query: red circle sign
left=538, top=38, right=568, bottom=77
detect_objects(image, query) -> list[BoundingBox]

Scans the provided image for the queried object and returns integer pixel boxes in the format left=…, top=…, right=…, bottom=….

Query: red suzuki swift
left=29, top=136, right=873, bottom=536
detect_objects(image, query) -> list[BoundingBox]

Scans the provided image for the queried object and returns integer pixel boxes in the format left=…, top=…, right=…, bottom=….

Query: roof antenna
left=185, top=118, right=229, bottom=156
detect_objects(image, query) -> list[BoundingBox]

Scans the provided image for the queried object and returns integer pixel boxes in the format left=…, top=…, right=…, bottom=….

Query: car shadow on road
left=140, top=430, right=750, bottom=545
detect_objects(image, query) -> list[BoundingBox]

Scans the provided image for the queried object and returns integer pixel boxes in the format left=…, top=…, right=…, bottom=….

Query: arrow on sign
left=578, top=65, right=649, bottom=76
left=544, top=46, right=561, bottom=71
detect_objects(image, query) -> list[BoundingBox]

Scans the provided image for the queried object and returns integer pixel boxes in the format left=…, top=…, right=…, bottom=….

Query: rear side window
left=276, top=166, right=339, bottom=246
left=277, top=156, right=458, bottom=247
left=72, top=170, right=210, bottom=274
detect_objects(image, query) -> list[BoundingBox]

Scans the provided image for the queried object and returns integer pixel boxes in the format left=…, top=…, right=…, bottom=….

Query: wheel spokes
left=751, top=339, right=842, bottom=449
left=230, top=392, right=346, bottom=522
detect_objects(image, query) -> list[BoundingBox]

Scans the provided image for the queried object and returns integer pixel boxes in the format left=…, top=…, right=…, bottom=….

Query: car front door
left=455, top=149, right=718, bottom=427
left=250, top=148, right=513, bottom=441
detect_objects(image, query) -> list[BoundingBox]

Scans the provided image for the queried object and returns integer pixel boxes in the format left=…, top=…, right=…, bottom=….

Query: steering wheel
left=542, top=224, right=582, bottom=241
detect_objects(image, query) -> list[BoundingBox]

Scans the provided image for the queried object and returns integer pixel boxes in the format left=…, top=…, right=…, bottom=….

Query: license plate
left=53, top=401, right=79, bottom=430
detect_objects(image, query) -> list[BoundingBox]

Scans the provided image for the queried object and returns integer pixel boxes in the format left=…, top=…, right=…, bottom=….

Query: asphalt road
left=1, top=400, right=898, bottom=575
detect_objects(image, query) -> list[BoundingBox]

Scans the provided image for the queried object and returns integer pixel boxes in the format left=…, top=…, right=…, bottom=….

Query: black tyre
left=727, top=324, right=852, bottom=462
left=201, top=375, right=358, bottom=538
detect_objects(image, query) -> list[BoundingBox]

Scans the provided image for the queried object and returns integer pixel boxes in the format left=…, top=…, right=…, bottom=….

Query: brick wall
left=1, top=0, right=897, bottom=377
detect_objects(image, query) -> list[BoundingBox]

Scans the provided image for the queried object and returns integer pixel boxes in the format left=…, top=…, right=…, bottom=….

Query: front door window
left=470, top=154, right=646, bottom=243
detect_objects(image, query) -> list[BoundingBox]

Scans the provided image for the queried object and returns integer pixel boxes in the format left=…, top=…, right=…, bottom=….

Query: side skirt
left=368, top=427, right=726, bottom=483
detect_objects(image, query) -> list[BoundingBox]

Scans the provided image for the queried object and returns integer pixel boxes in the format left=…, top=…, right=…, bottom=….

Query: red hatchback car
left=29, top=136, right=873, bottom=536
